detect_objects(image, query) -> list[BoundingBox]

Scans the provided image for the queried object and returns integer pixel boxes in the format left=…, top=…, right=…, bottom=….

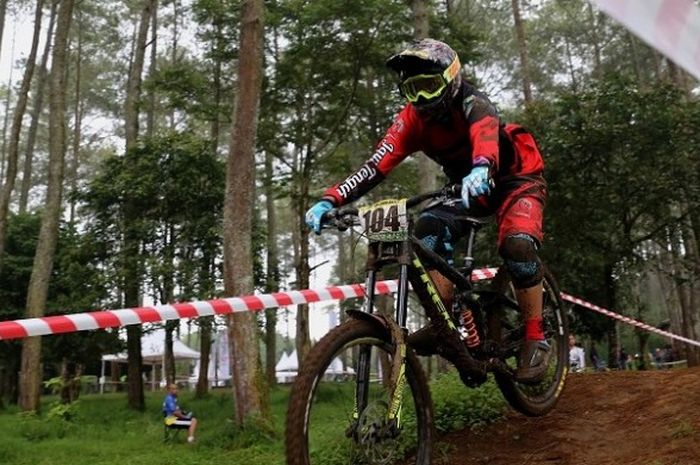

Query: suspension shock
left=460, top=308, right=481, bottom=348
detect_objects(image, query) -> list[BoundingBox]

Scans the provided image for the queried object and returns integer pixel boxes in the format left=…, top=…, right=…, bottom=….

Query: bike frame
left=352, top=206, right=484, bottom=430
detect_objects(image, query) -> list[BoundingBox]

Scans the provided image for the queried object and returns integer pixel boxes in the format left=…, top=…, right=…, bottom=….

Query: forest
left=0, top=0, right=697, bottom=438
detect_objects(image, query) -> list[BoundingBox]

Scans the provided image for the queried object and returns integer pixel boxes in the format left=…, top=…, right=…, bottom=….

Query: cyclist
left=305, top=38, right=549, bottom=383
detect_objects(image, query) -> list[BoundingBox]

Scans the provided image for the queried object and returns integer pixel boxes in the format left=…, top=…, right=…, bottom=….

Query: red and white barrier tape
left=0, top=268, right=497, bottom=341
left=1, top=266, right=698, bottom=349
left=560, top=292, right=700, bottom=348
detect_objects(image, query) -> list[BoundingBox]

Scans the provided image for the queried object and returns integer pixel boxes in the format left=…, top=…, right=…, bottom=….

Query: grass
left=0, top=388, right=288, bottom=465
left=0, top=371, right=506, bottom=465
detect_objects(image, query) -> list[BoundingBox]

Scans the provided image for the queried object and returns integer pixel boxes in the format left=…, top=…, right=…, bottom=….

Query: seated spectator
left=163, top=383, right=198, bottom=443
left=568, top=334, right=586, bottom=372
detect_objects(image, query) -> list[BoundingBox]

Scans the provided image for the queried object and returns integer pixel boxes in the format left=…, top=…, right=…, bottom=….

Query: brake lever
left=321, top=208, right=359, bottom=232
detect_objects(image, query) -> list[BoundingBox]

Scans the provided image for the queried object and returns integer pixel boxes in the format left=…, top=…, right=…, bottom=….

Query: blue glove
left=305, top=200, right=334, bottom=234
left=461, top=165, right=492, bottom=208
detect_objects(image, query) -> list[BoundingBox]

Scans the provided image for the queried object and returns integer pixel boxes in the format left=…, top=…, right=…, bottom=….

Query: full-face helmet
left=386, top=38, right=462, bottom=117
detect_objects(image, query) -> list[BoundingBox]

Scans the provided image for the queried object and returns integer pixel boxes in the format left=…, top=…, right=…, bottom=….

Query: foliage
left=16, top=403, right=77, bottom=442
left=430, top=371, right=506, bottom=433
left=46, top=401, right=80, bottom=422
left=0, top=213, right=121, bottom=399
left=522, top=75, right=700, bottom=338
left=0, top=372, right=509, bottom=464
left=80, top=131, right=226, bottom=304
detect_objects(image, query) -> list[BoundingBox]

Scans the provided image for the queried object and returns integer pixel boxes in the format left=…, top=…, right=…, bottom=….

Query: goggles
left=399, top=55, right=461, bottom=104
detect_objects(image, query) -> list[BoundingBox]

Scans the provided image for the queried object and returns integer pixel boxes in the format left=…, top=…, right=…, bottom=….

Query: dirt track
left=440, top=368, right=700, bottom=465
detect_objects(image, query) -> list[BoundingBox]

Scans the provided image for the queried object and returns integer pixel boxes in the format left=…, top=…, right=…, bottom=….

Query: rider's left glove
left=461, top=164, right=492, bottom=209
left=305, top=200, right=334, bottom=235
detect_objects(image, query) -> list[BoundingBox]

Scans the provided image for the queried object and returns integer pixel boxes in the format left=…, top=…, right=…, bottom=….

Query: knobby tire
left=490, top=266, right=569, bottom=417
left=285, top=318, right=434, bottom=465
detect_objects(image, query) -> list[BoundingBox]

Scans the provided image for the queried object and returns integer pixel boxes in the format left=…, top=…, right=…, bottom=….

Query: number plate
left=358, top=199, right=408, bottom=242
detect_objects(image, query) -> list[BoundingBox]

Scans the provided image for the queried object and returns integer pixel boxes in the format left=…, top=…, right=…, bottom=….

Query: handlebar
left=321, top=184, right=462, bottom=231
left=406, top=183, right=461, bottom=208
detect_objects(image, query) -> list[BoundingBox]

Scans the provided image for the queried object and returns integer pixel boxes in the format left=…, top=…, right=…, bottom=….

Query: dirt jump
left=440, top=367, right=700, bottom=465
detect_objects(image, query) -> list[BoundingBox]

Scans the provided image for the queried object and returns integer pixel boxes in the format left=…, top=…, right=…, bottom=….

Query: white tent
left=190, top=330, right=231, bottom=387
left=325, top=357, right=355, bottom=377
left=275, top=350, right=299, bottom=383
left=274, top=349, right=354, bottom=383
left=100, top=329, right=200, bottom=392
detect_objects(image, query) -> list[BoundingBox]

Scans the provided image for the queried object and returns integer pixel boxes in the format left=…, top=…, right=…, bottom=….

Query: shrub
left=430, top=370, right=506, bottom=434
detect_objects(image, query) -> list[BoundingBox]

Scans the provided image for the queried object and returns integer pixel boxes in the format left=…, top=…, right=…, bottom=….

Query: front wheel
left=488, top=266, right=569, bottom=417
left=285, top=318, right=434, bottom=465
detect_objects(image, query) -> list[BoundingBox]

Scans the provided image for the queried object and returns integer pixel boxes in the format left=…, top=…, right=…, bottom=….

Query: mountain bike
left=285, top=185, right=569, bottom=465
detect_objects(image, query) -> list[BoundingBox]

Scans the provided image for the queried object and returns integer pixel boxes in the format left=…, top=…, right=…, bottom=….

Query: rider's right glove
left=461, top=164, right=492, bottom=209
left=305, top=200, right=334, bottom=235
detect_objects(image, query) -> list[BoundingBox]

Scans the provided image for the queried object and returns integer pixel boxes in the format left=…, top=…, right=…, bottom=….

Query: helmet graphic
left=386, top=38, right=462, bottom=117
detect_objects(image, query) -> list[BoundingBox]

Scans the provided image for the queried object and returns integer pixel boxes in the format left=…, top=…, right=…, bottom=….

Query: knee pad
left=499, top=233, right=543, bottom=289
left=414, top=212, right=454, bottom=264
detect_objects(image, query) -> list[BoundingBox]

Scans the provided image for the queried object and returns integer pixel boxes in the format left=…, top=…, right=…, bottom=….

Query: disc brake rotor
left=356, top=400, right=398, bottom=465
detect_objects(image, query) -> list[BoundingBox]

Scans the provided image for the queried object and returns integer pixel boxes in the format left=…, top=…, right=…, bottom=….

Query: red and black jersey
left=323, top=82, right=544, bottom=206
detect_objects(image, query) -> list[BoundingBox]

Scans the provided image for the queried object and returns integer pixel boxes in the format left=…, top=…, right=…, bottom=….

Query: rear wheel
left=285, top=318, right=434, bottom=465
left=488, top=266, right=569, bottom=417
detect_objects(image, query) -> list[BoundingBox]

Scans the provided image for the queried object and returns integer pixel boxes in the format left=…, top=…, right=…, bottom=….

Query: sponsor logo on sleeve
left=336, top=141, right=394, bottom=199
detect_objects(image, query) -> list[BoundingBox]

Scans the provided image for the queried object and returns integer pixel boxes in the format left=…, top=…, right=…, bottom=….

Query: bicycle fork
left=352, top=261, right=411, bottom=436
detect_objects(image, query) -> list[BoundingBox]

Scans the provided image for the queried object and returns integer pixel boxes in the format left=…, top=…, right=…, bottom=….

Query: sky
left=0, top=8, right=37, bottom=86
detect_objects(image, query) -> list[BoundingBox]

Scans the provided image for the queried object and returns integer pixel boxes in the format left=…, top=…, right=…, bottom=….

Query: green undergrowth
left=0, top=370, right=506, bottom=465
left=430, top=371, right=506, bottom=433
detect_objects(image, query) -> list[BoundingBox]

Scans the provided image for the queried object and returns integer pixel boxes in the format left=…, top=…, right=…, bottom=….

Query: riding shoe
left=516, top=340, right=551, bottom=384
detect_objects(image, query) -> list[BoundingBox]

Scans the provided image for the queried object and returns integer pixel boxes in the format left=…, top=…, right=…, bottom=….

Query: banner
left=590, top=0, right=700, bottom=80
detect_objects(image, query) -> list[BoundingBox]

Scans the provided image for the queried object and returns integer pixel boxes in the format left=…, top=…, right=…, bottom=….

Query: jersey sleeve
left=164, top=395, right=177, bottom=415
left=464, top=94, right=500, bottom=171
left=322, top=107, right=419, bottom=206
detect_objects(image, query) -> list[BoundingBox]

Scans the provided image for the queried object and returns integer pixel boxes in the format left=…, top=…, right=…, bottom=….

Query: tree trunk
left=223, top=0, right=266, bottom=426
left=18, top=0, right=75, bottom=412
left=0, top=0, right=44, bottom=273
left=124, top=0, right=151, bottom=150
left=0, top=365, right=5, bottom=410
left=162, top=226, right=176, bottom=385
left=657, top=233, right=685, bottom=353
left=676, top=219, right=700, bottom=366
left=603, top=263, right=618, bottom=368
left=295, top=191, right=311, bottom=362
left=69, top=363, right=83, bottom=401
left=264, top=149, right=278, bottom=385
left=164, top=322, right=177, bottom=385
left=19, top=2, right=56, bottom=214
left=626, top=32, right=646, bottom=90
left=68, top=6, right=82, bottom=226
left=123, top=0, right=152, bottom=411
left=587, top=2, right=603, bottom=80
left=59, top=359, right=70, bottom=404
left=410, top=0, right=429, bottom=40
left=0, top=0, right=8, bottom=180
left=146, top=0, right=158, bottom=137
left=169, top=0, right=179, bottom=130
left=564, top=37, right=578, bottom=93
left=209, top=17, right=223, bottom=154
left=0, top=19, right=15, bottom=179
left=195, top=315, right=212, bottom=398
left=511, top=0, right=533, bottom=105
left=0, top=0, right=7, bottom=65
